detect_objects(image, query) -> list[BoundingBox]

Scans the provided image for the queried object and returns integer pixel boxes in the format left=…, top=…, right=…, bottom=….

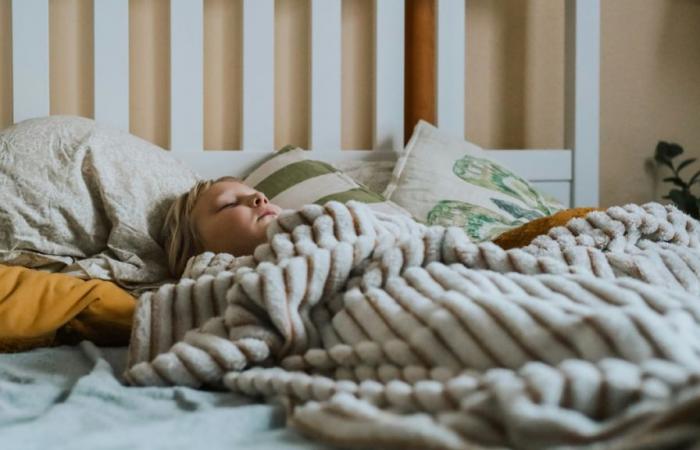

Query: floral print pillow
left=384, top=121, right=564, bottom=242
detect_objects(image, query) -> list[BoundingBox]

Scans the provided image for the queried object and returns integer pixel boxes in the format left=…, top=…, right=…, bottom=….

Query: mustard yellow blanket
left=0, top=264, right=135, bottom=352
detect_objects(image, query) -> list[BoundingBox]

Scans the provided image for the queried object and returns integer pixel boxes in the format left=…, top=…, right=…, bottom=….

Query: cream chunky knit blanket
left=126, top=201, right=700, bottom=450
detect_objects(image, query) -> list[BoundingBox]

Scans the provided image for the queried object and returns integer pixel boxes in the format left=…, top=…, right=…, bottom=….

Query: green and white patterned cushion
left=383, top=120, right=564, bottom=242
left=243, top=146, right=411, bottom=217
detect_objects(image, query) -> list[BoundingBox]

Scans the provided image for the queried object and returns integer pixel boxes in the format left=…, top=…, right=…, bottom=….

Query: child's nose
left=252, top=193, right=268, bottom=206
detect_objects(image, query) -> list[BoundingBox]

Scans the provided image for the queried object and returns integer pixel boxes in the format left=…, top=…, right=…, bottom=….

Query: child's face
left=191, top=180, right=281, bottom=256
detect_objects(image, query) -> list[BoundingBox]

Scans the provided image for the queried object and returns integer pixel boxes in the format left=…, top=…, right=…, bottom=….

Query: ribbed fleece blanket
left=126, top=201, right=700, bottom=450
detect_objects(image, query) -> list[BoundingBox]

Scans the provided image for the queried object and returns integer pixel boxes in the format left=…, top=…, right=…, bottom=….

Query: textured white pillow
left=0, top=116, right=198, bottom=288
left=333, top=159, right=396, bottom=195
left=384, top=120, right=563, bottom=241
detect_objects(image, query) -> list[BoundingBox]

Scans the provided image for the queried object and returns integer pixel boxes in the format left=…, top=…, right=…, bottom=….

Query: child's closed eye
left=219, top=202, right=238, bottom=211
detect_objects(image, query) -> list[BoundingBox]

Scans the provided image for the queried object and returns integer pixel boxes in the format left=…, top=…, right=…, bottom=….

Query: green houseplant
left=655, top=141, right=700, bottom=219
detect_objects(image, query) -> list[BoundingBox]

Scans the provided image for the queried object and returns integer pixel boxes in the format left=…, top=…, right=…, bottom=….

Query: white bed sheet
left=0, top=342, right=336, bottom=450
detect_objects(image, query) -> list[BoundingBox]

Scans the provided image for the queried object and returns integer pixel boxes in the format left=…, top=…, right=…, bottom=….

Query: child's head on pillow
left=163, top=176, right=281, bottom=277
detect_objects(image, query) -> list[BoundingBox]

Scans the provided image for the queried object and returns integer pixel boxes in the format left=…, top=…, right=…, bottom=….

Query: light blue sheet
left=0, top=342, right=336, bottom=450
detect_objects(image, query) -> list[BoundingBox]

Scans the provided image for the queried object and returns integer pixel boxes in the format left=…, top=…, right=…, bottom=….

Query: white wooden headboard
left=9, top=0, right=599, bottom=208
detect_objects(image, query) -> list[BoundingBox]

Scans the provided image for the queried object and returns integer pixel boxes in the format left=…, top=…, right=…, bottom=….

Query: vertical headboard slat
left=11, top=0, right=49, bottom=123
left=373, top=0, right=404, bottom=152
left=94, top=0, right=129, bottom=132
left=310, top=0, right=341, bottom=151
left=566, top=0, right=600, bottom=207
left=436, top=0, right=465, bottom=137
left=242, top=0, right=274, bottom=151
left=170, top=0, right=204, bottom=153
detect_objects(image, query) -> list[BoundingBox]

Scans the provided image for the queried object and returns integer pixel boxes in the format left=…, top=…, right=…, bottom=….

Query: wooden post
left=404, top=0, right=436, bottom=144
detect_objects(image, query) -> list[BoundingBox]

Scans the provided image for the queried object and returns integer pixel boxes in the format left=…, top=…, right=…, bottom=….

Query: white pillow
left=384, top=120, right=563, bottom=241
left=0, top=116, right=198, bottom=288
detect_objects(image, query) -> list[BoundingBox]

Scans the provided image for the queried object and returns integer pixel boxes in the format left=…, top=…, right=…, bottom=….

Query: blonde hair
left=163, top=176, right=240, bottom=277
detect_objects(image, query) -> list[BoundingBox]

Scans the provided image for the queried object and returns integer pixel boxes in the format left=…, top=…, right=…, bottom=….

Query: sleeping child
left=128, top=179, right=700, bottom=450
left=163, top=176, right=282, bottom=278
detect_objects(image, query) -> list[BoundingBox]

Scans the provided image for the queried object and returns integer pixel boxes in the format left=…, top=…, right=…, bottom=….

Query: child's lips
left=258, top=209, right=278, bottom=221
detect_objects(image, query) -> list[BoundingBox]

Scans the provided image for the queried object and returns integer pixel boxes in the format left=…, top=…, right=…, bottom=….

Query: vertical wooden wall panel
left=129, top=0, right=170, bottom=149
left=204, top=0, right=242, bottom=150
left=0, top=0, right=12, bottom=129
left=341, top=0, right=373, bottom=150
left=50, top=0, right=93, bottom=118
left=404, top=0, right=435, bottom=144
left=523, top=1, right=564, bottom=149
left=275, top=0, right=310, bottom=150
left=466, top=0, right=564, bottom=150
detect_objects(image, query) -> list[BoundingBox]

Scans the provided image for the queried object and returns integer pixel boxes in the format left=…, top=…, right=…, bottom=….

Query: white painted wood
left=242, top=0, right=275, bottom=151
left=173, top=149, right=397, bottom=180
left=170, top=0, right=204, bottom=153
left=170, top=148, right=570, bottom=183
left=484, top=150, right=572, bottom=181
left=3, top=0, right=594, bottom=204
left=374, top=0, right=404, bottom=151
left=310, top=0, right=341, bottom=151
left=566, top=0, right=600, bottom=207
left=94, top=0, right=129, bottom=131
left=435, top=0, right=465, bottom=137
left=531, top=181, right=571, bottom=208
left=11, top=0, right=49, bottom=123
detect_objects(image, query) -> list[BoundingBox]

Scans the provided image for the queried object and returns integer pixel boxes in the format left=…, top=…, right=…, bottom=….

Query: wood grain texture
left=129, top=0, right=170, bottom=149
left=50, top=0, right=94, bottom=118
left=404, top=0, right=435, bottom=143
left=0, top=0, right=11, bottom=129
left=204, top=0, right=242, bottom=150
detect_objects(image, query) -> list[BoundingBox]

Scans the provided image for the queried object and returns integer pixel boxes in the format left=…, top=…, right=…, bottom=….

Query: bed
left=12, top=2, right=695, bottom=450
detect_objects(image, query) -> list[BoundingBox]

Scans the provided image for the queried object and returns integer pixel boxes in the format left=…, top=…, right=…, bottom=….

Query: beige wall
left=601, top=0, right=700, bottom=207
left=1, top=0, right=700, bottom=207
left=467, top=0, right=700, bottom=207
left=466, top=0, right=564, bottom=150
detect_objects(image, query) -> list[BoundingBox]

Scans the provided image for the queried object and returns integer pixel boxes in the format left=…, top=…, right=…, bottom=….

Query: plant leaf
left=677, top=158, right=697, bottom=173
left=669, top=189, right=699, bottom=217
left=690, top=198, right=700, bottom=219
left=656, top=141, right=684, bottom=161
left=663, top=176, right=686, bottom=188
left=690, top=170, right=700, bottom=186
left=655, top=141, right=672, bottom=165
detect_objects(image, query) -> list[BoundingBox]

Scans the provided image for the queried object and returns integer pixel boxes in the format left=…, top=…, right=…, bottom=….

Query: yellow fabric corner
left=493, top=207, right=600, bottom=250
left=0, top=264, right=135, bottom=352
